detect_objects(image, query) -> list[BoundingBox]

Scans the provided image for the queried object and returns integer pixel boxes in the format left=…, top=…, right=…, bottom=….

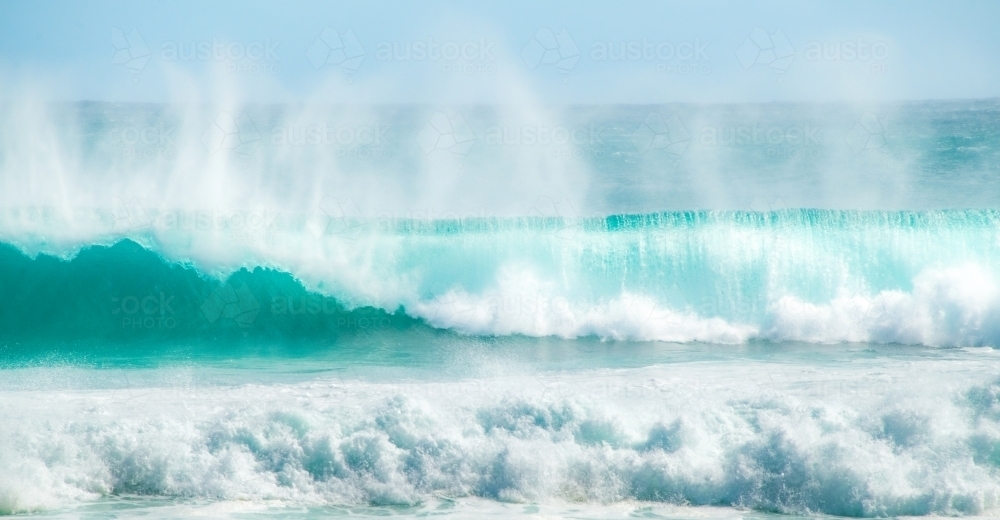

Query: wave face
left=3, top=209, right=1000, bottom=348
left=0, top=239, right=420, bottom=351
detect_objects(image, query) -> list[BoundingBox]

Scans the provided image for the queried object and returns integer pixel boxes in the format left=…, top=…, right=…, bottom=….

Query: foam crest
left=409, top=267, right=756, bottom=343
left=766, top=265, right=1000, bottom=346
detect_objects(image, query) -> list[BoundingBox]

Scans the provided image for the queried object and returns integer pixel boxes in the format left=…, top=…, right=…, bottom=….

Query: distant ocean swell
left=2, top=209, right=1000, bottom=348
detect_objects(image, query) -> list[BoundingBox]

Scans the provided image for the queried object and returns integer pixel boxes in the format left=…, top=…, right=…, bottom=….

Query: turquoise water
left=5, top=209, right=1000, bottom=351
left=3, top=100, right=1000, bottom=517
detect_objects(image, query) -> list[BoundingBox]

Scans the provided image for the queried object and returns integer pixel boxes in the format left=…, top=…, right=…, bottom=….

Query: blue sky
left=1, top=0, right=998, bottom=104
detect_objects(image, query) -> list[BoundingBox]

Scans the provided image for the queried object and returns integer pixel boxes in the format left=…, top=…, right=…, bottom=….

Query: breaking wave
left=3, top=209, right=1000, bottom=348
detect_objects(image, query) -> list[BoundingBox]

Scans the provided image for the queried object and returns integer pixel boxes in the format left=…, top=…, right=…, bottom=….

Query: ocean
left=2, top=99, right=1000, bottom=517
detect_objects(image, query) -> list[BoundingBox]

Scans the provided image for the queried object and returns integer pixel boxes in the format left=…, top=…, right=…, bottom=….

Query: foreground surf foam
left=2, top=353, right=1000, bottom=516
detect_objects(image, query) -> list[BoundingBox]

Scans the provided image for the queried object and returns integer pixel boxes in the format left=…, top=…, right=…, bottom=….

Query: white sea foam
left=408, top=267, right=756, bottom=344
left=765, top=265, right=1000, bottom=346
left=1, top=358, right=1000, bottom=516
left=398, top=262, right=1000, bottom=347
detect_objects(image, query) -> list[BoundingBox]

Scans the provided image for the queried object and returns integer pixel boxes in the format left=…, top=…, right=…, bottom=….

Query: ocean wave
left=3, top=209, right=1000, bottom=348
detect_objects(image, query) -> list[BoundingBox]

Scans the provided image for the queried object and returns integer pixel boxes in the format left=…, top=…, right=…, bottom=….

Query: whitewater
left=3, top=99, right=1000, bottom=518
left=4, top=346, right=1000, bottom=517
